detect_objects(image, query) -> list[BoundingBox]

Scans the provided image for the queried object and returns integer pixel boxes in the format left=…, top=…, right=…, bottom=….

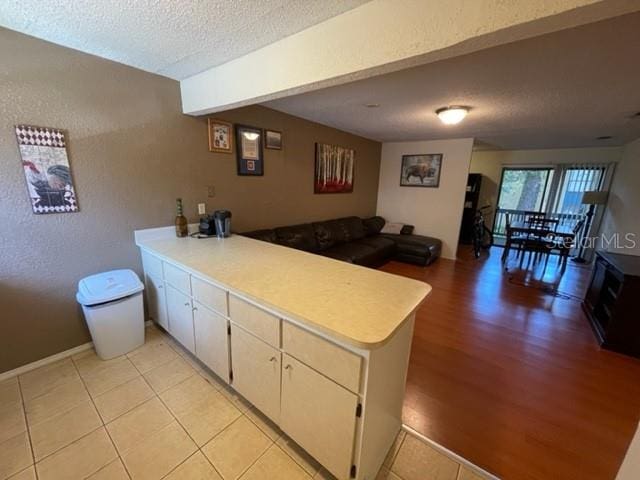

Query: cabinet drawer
left=283, top=322, right=361, bottom=393
left=141, top=250, right=163, bottom=280
left=163, top=262, right=191, bottom=295
left=191, top=276, right=227, bottom=316
left=228, top=295, right=279, bottom=348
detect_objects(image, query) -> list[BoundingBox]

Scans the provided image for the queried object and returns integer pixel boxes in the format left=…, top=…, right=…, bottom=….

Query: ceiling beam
left=180, top=0, right=640, bottom=116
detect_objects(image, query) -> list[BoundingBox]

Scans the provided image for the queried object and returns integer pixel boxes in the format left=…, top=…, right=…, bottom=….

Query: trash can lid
left=77, top=269, right=144, bottom=306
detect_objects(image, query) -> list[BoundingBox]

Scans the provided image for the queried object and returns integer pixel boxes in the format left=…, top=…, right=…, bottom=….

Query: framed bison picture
left=400, top=153, right=443, bottom=187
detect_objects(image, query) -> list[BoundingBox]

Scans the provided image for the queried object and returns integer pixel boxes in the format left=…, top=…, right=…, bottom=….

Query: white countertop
left=136, top=231, right=431, bottom=349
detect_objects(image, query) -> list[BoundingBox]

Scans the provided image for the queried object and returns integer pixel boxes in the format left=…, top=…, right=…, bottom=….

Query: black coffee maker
left=198, top=215, right=216, bottom=236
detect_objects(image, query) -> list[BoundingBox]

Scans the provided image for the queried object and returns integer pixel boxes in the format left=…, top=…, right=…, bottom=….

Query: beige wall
left=601, top=138, right=640, bottom=256
left=469, top=147, right=622, bottom=227
left=0, top=28, right=381, bottom=373
left=376, top=138, right=474, bottom=259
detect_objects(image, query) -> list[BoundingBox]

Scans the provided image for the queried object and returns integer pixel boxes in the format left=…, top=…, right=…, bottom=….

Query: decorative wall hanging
left=314, top=143, right=355, bottom=194
left=208, top=118, right=233, bottom=153
left=235, top=124, right=263, bottom=176
left=400, top=153, right=443, bottom=187
left=15, top=125, right=79, bottom=214
left=265, top=129, right=282, bottom=150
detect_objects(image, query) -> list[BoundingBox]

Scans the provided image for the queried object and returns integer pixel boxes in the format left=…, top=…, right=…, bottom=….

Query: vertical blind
left=550, top=163, right=610, bottom=217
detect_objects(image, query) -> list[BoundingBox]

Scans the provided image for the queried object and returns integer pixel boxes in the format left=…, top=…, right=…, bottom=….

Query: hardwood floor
left=381, top=247, right=640, bottom=480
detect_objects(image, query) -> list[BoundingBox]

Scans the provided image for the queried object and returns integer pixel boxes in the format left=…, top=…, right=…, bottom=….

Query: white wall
left=601, top=138, right=640, bottom=256
left=617, top=422, right=640, bottom=480
left=376, top=138, right=474, bottom=260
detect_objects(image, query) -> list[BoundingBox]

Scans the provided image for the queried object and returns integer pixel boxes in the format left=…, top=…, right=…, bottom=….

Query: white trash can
left=77, top=269, right=145, bottom=360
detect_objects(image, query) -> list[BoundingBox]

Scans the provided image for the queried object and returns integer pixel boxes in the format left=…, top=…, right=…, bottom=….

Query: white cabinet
left=193, top=302, right=229, bottom=382
left=280, top=354, right=359, bottom=480
left=137, top=242, right=415, bottom=480
left=165, top=284, right=195, bottom=353
left=145, top=273, right=168, bottom=330
left=230, top=325, right=281, bottom=423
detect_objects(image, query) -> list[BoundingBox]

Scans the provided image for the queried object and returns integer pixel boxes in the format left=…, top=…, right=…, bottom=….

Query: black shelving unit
left=459, top=173, right=482, bottom=244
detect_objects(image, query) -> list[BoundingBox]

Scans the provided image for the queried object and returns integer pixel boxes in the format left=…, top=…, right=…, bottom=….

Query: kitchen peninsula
left=135, top=226, right=431, bottom=480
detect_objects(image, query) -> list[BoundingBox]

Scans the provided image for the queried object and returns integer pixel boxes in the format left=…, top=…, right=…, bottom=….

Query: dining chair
left=502, top=212, right=527, bottom=262
left=554, top=218, right=585, bottom=272
left=526, top=216, right=559, bottom=232
left=519, top=216, right=558, bottom=266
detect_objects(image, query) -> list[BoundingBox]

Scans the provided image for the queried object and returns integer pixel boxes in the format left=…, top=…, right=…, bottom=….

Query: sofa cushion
left=312, top=219, right=348, bottom=250
left=275, top=223, right=319, bottom=252
left=353, top=236, right=396, bottom=257
left=381, top=233, right=442, bottom=265
left=242, top=229, right=277, bottom=243
left=362, top=216, right=385, bottom=236
left=319, top=243, right=379, bottom=266
left=339, top=216, right=366, bottom=242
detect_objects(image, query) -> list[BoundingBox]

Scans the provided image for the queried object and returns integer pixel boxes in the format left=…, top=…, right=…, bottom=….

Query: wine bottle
left=175, top=198, right=188, bottom=237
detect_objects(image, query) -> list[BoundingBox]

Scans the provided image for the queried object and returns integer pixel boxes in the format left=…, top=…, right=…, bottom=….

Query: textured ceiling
left=0, top=0, right=368, bottom=80
left=265, top=12, right=640, bottom=150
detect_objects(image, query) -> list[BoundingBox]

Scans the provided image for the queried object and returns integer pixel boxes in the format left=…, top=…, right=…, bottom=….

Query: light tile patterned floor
left=0, top=325, right=493, bottom=480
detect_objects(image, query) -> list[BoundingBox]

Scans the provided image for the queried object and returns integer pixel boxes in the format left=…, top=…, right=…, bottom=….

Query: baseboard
left=0, top=342, right=94, bottom=383
left=401, top=424, right=500, bottom=480
left=0, top=321, right=157, bottom=382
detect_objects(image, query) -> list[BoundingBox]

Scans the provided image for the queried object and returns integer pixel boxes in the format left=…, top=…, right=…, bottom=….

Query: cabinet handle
left=158, top=285, right=163, bottom=289
left=284, top=364, right=292, bottom=370
left=184, top=302, right=190, bottom=307
left=192, top=307, right=198, bottom=312
left=269, top=356, right=277, bottom=362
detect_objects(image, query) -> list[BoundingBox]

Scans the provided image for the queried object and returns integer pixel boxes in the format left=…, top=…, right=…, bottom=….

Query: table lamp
left=573, top=190, right=609, bottom=263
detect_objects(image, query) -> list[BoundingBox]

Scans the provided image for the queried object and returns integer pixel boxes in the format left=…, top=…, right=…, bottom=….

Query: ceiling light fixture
left=436, top=106, right=469, bottom=125
left=365, top=103, right=380, bottom=108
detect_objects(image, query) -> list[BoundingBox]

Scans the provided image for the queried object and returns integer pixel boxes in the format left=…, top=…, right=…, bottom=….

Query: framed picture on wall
left=235, top=124, right=263, bottom=176
left=15, top=124, right=80, bottom=214
left=314, top=142, right=355, bottom=194
left=400, top=153, right=443, bottom=187
left=265, top=129, right=282, bottom=150
left=208, top=119, right=233, bottom=153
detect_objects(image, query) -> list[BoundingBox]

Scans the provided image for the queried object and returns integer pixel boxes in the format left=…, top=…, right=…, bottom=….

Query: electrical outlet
left=197, top=203, right=206, bottom=215
left=207, top=185, right=216, bottom=198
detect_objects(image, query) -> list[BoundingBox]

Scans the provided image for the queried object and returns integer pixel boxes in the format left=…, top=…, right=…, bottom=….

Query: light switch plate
left=197, top=203, right=206, bottom=215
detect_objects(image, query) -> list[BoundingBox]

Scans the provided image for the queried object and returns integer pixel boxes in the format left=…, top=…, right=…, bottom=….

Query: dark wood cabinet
left=583, top=251, right=640, bottom=357
left=459, top=173, right=482, bottom=244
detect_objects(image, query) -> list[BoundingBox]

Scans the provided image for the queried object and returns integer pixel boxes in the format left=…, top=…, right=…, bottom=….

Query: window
left=553, top=167, right=605, bottom=215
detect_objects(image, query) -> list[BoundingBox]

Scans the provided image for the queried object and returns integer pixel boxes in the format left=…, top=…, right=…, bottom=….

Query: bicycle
left=473, top=205, right=494, bottom=258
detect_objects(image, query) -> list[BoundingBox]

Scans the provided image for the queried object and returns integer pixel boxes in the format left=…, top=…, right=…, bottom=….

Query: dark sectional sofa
left=241, top=216, right=441, bottom=268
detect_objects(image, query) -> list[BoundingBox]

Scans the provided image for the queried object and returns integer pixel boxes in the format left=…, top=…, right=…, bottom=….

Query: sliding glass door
left=493, top=164, right=607, bottom=242
left=493, top=168, right=554, bottom=236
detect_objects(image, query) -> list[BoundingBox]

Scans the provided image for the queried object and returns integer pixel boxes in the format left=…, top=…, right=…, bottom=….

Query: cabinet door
left=193, top=302, right=229, bottom=382
left=281, top=354, right=358, bottom=480
left=165, top=284, right=195, bottom=353
left=145, top=274, right=168, bottom=330
left=230, top=325, right=280, bottom=423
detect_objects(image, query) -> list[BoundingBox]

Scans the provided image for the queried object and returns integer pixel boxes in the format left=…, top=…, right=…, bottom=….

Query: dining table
left=502, top=220, right=577, bottom=268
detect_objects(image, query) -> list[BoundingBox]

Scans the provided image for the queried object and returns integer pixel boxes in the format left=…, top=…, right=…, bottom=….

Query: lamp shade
left=581, top=190, right=608, bottom=205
